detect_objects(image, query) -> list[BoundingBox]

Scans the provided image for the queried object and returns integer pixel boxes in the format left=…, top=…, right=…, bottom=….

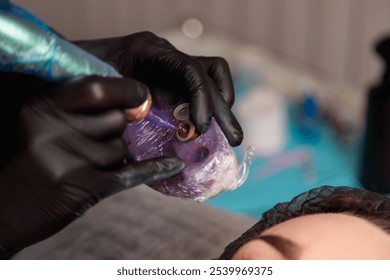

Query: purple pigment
left=122, top=88, right=238, bottom=201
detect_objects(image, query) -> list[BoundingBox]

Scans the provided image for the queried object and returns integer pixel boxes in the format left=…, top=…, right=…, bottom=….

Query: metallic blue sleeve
left=0, top=2, right=121, bottom=82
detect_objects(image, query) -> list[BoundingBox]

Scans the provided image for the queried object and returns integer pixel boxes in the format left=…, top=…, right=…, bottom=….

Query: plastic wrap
left=123, top=88, right=251, bottom=202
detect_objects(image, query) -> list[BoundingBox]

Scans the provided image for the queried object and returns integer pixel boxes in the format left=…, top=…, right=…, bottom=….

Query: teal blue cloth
left=206, top=86, right=362, bottom=218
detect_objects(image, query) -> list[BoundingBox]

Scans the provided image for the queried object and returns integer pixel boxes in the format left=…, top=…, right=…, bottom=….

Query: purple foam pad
left=122, top=88, right=239, bottom=202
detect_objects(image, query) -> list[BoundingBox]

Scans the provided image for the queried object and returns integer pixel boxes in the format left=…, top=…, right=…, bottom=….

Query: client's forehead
left=263, top=213, right=386, bottom=237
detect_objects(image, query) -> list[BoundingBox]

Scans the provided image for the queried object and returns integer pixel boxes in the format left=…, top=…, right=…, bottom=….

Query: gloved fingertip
left=153, top=157, right=185, bottom=180
left=125, top=93, right=152, bottom=122
left=213, top=106, right=244, bottom=147
left=123, top=78, right=151, bottom=107
left=228, top=129, right=244, bottom=147
left=193, top=115, right=212, bottom=134
left=189, top=91, right=213, bottom=134
left=194, top=123, right=206, bottom=135
left=160, top=157, right=184, bottom=173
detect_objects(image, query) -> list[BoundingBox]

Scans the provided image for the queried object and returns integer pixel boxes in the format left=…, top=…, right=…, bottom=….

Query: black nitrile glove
left=75, top=31, right=243, bottom=146
left=0, top=76, right=184, bottom=259
left=0, top=72, right=46, bottom=168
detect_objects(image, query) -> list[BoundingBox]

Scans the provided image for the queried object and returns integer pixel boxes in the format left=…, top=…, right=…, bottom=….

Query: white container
left=236, top=86, right=287, bottom=157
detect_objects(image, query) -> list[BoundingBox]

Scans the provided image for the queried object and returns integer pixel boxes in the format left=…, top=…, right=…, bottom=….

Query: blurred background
left=14, top=0, right=390, bottom=87
left=13, top=0, right=390, bottom=217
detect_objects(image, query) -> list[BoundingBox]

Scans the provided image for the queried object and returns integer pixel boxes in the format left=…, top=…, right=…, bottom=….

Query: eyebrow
left=254, top=234, right=301, bottom=259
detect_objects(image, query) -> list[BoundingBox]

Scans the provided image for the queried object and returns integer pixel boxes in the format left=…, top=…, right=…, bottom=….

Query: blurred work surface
left=163, top=28, right=366, bottom=218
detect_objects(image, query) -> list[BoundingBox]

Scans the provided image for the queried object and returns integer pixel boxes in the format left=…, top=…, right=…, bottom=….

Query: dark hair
left=219, top=186, right=390, bottom=259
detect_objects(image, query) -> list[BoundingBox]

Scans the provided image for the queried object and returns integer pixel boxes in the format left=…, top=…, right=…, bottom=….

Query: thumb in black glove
left=0, top=76, right=184, bottom=259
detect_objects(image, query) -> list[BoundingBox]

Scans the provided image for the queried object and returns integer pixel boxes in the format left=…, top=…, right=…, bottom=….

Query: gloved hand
left=0, top=76, right=184, bottom=259
left=75, top=31, right=243, bottom=146
left=0, top=72, right=46, bottom=168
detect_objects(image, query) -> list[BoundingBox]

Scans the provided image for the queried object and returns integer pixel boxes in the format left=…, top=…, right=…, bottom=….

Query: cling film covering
left=123, top=88, right=250, bottom=202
